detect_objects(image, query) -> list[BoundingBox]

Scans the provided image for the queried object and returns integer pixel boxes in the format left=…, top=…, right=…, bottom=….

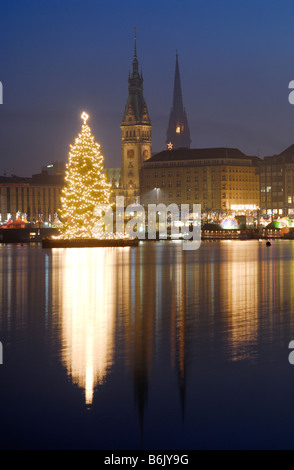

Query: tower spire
left=134, top=26, right=137, bottom=58
left=173, top=52, right=184, bottom=118
left=166, top=52, right=191, bottom=149
left=122, top=28, right=150, bottom=123
left=132, top=26, right=139, bottom=77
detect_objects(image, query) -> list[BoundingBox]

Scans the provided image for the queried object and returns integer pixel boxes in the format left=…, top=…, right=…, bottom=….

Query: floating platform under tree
left=42, top=237, right=139, bottom=248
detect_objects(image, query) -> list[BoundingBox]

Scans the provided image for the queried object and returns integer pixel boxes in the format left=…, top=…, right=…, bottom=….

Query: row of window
left=145, top=192, right=259, bottom=202
left=261, top=186, right=284, bottom=192
left=146, top=182, right=215, bottom=189
left=146, top=181, right=260, bottom=193
left=261, top=197, right=284, bottom=203
left=146, top=192, right=203, bottom=199
left=145, top=176, right=257, bottom=184
left=261, top=201, right=285, bottom=209
left=0, top=186, right=61, bottom=197
left=124, top=130, right=151, bottom=138
left=261, top=176, right=284, bottom=183
left=261, top=168, right=284, bottom=173
left=146, top=158, right=254, bottom=168
left=145, top=167, right=256, bottom=178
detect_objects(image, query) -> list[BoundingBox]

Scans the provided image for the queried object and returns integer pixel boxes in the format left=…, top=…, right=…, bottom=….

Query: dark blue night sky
left=1, top=0, right=294, bottom=176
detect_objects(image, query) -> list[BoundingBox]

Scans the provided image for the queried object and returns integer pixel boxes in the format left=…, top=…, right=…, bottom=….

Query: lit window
left=176, top=126, right=181, bottom=134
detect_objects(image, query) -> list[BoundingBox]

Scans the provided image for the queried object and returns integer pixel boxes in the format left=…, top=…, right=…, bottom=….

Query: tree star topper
left=81, top=112, right=89, bottom=124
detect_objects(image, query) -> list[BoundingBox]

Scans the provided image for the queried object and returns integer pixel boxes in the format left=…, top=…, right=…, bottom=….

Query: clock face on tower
left=143, top=150, right=149, bottom=160
left=127, top=150, right=134, bottom=159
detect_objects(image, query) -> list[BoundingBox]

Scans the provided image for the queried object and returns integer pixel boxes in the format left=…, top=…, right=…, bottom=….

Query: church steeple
left=166, top=53, right=191, bottom=149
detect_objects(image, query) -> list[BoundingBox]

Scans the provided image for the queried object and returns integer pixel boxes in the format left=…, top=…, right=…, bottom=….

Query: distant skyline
left=1, top=0, right=294, bottom=176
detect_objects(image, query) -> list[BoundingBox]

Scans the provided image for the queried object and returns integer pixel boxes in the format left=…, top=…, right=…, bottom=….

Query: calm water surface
left=1, top=240, right=294, bottom=449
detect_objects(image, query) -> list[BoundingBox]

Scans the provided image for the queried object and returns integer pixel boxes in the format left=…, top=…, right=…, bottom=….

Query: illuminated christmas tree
left=59, top=112, right=112, bottom=239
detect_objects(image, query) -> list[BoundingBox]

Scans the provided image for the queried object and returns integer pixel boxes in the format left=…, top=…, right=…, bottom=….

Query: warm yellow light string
left=58, top=112, right=113, bottom=239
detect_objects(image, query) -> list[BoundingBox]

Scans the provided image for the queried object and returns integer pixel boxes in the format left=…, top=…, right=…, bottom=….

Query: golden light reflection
left=52, top=248, right=116, bottom=405
left=221, top=242, right=259, bottom=361
left=171, top=248, right=185, bottom=378
left=3, top=240, right=294, bottom=419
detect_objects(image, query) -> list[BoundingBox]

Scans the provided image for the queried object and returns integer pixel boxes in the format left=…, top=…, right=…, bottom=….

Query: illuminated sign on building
left=231, top=205, right=259, bottom=211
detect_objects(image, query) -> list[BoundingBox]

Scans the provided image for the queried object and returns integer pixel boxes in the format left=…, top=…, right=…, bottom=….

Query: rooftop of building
left=0, top=175, right=31, bottom=184
left=143, top=147, right=261, bottom=165
left=0, top=171, right=64, bottom=186
left=31, top=170, right=64, bottom=185
left=263, top=144, right=294, bottom=164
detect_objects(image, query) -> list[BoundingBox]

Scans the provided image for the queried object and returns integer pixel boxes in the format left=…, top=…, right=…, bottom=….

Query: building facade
left=140, top=148, right=261, bottom=212
left=260, top=144, right=294, bottom=215
left=0, top=172, right=63, bottom=223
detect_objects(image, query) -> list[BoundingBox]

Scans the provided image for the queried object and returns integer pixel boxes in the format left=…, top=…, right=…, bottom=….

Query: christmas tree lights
left=59, top=112, right=113, bottom=239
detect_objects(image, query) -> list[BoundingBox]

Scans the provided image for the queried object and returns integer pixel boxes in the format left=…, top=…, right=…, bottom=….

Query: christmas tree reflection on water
left=53, top=248, right=116, bottom=406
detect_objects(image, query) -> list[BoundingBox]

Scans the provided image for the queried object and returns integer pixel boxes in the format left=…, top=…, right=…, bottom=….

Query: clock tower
left=121, top=29, right=152, bottom=205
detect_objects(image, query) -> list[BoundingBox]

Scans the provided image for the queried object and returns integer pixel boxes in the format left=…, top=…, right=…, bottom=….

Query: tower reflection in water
left=52, top=248, right=117, bottom=406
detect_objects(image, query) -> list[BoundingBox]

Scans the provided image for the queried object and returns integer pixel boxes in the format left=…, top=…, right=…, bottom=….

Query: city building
left=0, top=170, right=63, bottom=223
left=166, top=53, right=191, bottom=150
left=140, top=147, right=261, bottom=212
left=260, top=144, right=294, bottom=215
